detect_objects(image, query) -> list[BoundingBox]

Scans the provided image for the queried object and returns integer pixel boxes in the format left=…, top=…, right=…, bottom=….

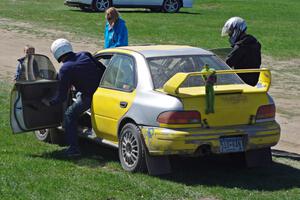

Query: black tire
left=162, top=0, right=180, bottom=13
left=34, top=129, right=52, bottom=143
left=49, top=128, right=66, bottom=146
left=118, top=123, right=146, bottom=172
left=35, top=128, right=66, bottom=146
left=93, top=0, right=111, bottom=12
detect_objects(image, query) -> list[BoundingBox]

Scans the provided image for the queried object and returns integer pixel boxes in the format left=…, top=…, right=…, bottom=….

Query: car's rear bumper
left=140, top=121, right=280, bottom=156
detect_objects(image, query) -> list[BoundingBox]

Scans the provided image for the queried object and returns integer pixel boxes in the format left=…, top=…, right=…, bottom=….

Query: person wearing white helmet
left=221, top=16, right=261, bottom=86
left=44, top=38, right=105, bottom=157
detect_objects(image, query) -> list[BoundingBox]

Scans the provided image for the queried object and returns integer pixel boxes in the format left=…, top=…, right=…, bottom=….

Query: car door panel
left=91, top=53, right=136, bottom=142
left=92, top=88, right=136, bottom=142
left=10, top=54, right=63, bottom=134
left=113, top=0, right=162, bottom=6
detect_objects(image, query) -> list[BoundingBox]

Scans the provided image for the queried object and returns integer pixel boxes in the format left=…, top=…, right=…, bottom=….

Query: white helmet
left=50, top=38, right=73, bottom=62
left=221, top=17, right=247, bottom=45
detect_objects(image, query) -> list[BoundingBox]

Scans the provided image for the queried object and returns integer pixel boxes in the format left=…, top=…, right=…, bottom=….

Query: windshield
left=147, top=55, right=243, bottom=89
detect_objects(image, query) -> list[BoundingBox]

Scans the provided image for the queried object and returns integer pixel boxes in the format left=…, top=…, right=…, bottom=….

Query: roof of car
left=117, top=45, right=213, bottom=58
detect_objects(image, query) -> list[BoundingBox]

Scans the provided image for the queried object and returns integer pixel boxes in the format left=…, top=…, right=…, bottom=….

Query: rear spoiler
left=163, top=68, right=271, bottom=95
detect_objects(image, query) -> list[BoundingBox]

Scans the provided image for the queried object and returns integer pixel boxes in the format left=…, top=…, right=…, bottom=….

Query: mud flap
left=245, top=147, right=272, bottom=168
left=145, top=152, right=171, bottom=175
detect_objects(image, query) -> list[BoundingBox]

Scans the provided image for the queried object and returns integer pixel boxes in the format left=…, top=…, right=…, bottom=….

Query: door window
left=18, top=54, right=57, bottom=81
left=94, top=54, right=113, bottom=67
left=100, top=54, right=135, bottom=91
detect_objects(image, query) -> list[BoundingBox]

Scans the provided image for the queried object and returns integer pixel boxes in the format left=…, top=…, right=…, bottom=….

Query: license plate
left=220, top=137, right=244, bottom=153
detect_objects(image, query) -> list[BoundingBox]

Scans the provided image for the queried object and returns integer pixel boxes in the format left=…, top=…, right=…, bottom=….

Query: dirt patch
left=262, top=55, right=300, bottom=153
left=0, top=18, right=299, bottom=153
left=0, top=18, right=101, bottom=81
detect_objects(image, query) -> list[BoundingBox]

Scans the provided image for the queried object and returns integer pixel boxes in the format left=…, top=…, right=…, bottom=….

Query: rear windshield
left=147, top=55, right=243, bottom=89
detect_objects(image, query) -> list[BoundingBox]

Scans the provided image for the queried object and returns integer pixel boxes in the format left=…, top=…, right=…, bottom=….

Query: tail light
left=157, top=111, right=201, bottom=124
left=256, top=104, right=275, bottom=121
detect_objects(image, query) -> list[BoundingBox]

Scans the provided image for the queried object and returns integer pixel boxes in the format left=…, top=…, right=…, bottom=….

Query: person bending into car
left=43, top=38, right=104, bottom=157
left=221, top=16, right=261, bottom=86
left=104, top=7, right=128, bottom=49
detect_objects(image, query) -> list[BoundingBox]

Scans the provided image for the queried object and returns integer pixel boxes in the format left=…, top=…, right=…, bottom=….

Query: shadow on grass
left=31, top=139, right=300, bottom=191
left=158, top=150, right=300, bottom=191
left=31, top=138, right=119, bottom=168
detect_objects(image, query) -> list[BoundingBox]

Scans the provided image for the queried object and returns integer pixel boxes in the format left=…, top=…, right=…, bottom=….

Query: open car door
left=10, top=54, right=63, bottom=134
left=209, top=47, right=232, bottom=61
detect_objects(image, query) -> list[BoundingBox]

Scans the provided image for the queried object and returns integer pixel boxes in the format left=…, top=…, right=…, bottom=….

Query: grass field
left=1, top=80, right=300, bottom=199
left=1, top=0, right=300, bottom=199
left=0, top=0, right=299, bottom=58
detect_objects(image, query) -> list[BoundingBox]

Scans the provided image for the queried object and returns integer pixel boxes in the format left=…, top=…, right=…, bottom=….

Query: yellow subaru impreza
left=10, top=45, right=280, bottom=174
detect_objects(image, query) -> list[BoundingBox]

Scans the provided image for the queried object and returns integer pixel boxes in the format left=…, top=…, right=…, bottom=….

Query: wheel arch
left=118, top=117, right=137, bottom=138
left=162, top=0, right=183, bottom=9
left=163, top=0, right=183, bottom=6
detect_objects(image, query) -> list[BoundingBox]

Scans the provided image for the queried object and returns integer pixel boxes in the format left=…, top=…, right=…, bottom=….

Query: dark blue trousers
left=64, top=92, right=91, bottom=151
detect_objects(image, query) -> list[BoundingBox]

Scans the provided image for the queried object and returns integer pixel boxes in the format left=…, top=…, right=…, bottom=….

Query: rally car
left=10, top=45, right=280, bottom=174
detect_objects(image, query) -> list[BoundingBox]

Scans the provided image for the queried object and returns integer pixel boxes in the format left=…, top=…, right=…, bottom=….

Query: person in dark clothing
left=43, top=38, right=104, bottom=157
left=221, top=16, right=261, bottom=86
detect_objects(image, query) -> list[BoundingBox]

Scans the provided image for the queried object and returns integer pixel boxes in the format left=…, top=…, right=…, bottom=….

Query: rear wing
left=163, top=68, right=271, bottom=95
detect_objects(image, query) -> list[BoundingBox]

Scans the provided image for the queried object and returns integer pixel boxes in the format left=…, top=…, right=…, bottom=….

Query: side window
left=94, top=54, right=113, bottom=67
left=100, top=54, right=135, bottom=91
left=18, top=54, right=57, bottom=81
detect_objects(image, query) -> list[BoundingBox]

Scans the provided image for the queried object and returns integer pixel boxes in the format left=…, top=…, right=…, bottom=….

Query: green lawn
left=1, top=0, right=300, bottom=199
left=0, top=0, right=299, bottom=58
left=1, top=81, right=300, bottom=199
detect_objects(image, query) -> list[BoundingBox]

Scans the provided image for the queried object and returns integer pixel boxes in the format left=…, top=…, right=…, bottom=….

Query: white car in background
left=64, top=0, right=193, bottom=13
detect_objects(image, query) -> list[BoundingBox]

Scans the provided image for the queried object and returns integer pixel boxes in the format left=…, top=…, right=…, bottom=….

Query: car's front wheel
left=119, top=123, right=146, bottom=172
left=162, top=0, right=180, bottom=13
left=35, top=128, right=66, bottom=146
left=93, top=0, right=111, bottom=12
left=35, top=129, right=52, bottom=143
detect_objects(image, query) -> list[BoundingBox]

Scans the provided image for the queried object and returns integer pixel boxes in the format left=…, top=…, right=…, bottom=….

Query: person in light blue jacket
left=104, top=7, right=128, bottom=49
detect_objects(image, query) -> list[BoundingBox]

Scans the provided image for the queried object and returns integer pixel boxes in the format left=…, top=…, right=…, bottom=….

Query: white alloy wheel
left=93, top=0, right=111, bottom=12
left=163, top=0, right=180, bottom=13
left=35, top=129, right=51, bottom=142
left=119, top=123, right=146, bottom=172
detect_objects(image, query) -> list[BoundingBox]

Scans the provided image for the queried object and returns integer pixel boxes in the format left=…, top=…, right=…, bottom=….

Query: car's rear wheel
left=119, top=123, right=146, bottom=172
left=162, top=0, right=180, bottom=13
left=93, top=0, right=111, bottom=12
